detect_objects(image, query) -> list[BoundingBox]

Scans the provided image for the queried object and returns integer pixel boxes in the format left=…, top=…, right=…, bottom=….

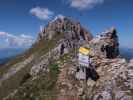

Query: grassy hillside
left=4, top=54, right=72, bottom=100
left=6, top=62, right=60, bottom=100
left=0, top=33, right=64, bottom=99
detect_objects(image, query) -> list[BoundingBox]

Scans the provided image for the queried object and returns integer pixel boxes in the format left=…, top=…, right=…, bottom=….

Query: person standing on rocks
left=86, top=56, right=99, bottom=81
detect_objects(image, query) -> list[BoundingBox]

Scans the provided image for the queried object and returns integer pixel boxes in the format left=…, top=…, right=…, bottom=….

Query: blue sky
left=0, top=0, right=132, bottom=48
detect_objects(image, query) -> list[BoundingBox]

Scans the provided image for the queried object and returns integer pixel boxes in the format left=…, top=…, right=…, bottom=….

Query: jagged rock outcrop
left=72, top=28, right=133, bottom=100
left=28, top=16, right=92, bottom=77
left=30, top=16, right=93, bottom=76
left=84, top=58, right=133, bottom=100
left=37, top=15, right=93, bottom=42
left=88, top=27, right=119, bottom=59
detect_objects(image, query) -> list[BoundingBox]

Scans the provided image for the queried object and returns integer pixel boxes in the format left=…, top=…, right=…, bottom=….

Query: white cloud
left=0, top=32, right=35, bottom=48
left=68, top=0, right=104, bottom=10
left=0, top=32, right=8, bottom=36
left=30, top=7, right=54, bottom=20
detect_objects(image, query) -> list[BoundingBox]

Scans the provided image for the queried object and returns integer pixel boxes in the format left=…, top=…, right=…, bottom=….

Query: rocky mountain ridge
left=37, top=16, right=93, bottom=42
left=0, top=16, right=133, bottom=100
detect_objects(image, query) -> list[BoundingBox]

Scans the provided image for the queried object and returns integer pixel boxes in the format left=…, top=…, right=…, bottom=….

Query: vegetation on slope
left=6, top=62, right=60, bottom=100
left=4, top=53, right=73, bottom=100
left=0, top=33, right=64, bottom=99
left=0, top=32, right=63, bottom=75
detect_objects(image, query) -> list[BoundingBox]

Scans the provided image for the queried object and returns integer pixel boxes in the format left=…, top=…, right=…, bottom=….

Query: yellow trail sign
left=79, top=47, right=90, bottom=55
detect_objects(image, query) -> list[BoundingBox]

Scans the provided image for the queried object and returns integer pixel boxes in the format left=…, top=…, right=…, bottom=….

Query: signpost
left=78, top=47, right=90, bottom=67
left=76, top=46, right=91, bottom=97
left=76, top=47, right=91, bottom=80
left=78, top=53, right=89, bottom=67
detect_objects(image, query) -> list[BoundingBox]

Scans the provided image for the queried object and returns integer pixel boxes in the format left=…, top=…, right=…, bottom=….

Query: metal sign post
left=76, top=47, right=91, bottom=80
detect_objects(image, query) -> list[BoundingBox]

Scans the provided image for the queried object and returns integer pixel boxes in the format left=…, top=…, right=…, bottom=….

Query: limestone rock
left=89, top=27, right=119, bottom=59
left=37, top=16, right=93, bottom=42
left=85, top=57, right=133, bottom=100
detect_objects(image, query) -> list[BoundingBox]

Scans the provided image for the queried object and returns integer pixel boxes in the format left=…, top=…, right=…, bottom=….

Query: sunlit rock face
left=37, top=16, right=93, bottom=42
left=88, top=27, right=119, bottom=59
left=75, top=28, right=133, bottom=100
left=30, top=16, right=94, bottom=76
left=84, top=58, right=133, bottom=100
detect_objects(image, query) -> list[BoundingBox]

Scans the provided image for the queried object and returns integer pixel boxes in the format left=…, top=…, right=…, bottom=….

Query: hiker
left=105, top=44, right=115, bottom=59
left=86, top=57, right=99, bottom=81
left=80, top=29, right=85, bottom=40
left=101, top=45, right=105, bottom=52
left=60, top=44, right=65, bottom=55
left=101, top=44, right=116, bottom=59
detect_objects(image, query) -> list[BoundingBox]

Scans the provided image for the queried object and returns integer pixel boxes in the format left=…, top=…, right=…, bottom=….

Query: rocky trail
left=56, top=61, right=80, bottom=100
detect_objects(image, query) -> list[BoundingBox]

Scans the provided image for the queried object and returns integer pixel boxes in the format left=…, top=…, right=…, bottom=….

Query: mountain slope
left=0, top=33, right=65, bottom=100
left=0, top=17, right=133, bottom=100
left=0, top=16, right=93, bottom=100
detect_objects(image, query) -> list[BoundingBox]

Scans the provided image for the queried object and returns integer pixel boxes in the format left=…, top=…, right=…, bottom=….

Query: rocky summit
left=37, top=15, right=93, bottom=42
left=0, top=16, right=133, bottom=100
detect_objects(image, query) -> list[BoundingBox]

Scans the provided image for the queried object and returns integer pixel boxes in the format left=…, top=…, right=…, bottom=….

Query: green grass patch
left=6, top=62, right=60, bottom=100
left=0, top=63, right=32, bottom=100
